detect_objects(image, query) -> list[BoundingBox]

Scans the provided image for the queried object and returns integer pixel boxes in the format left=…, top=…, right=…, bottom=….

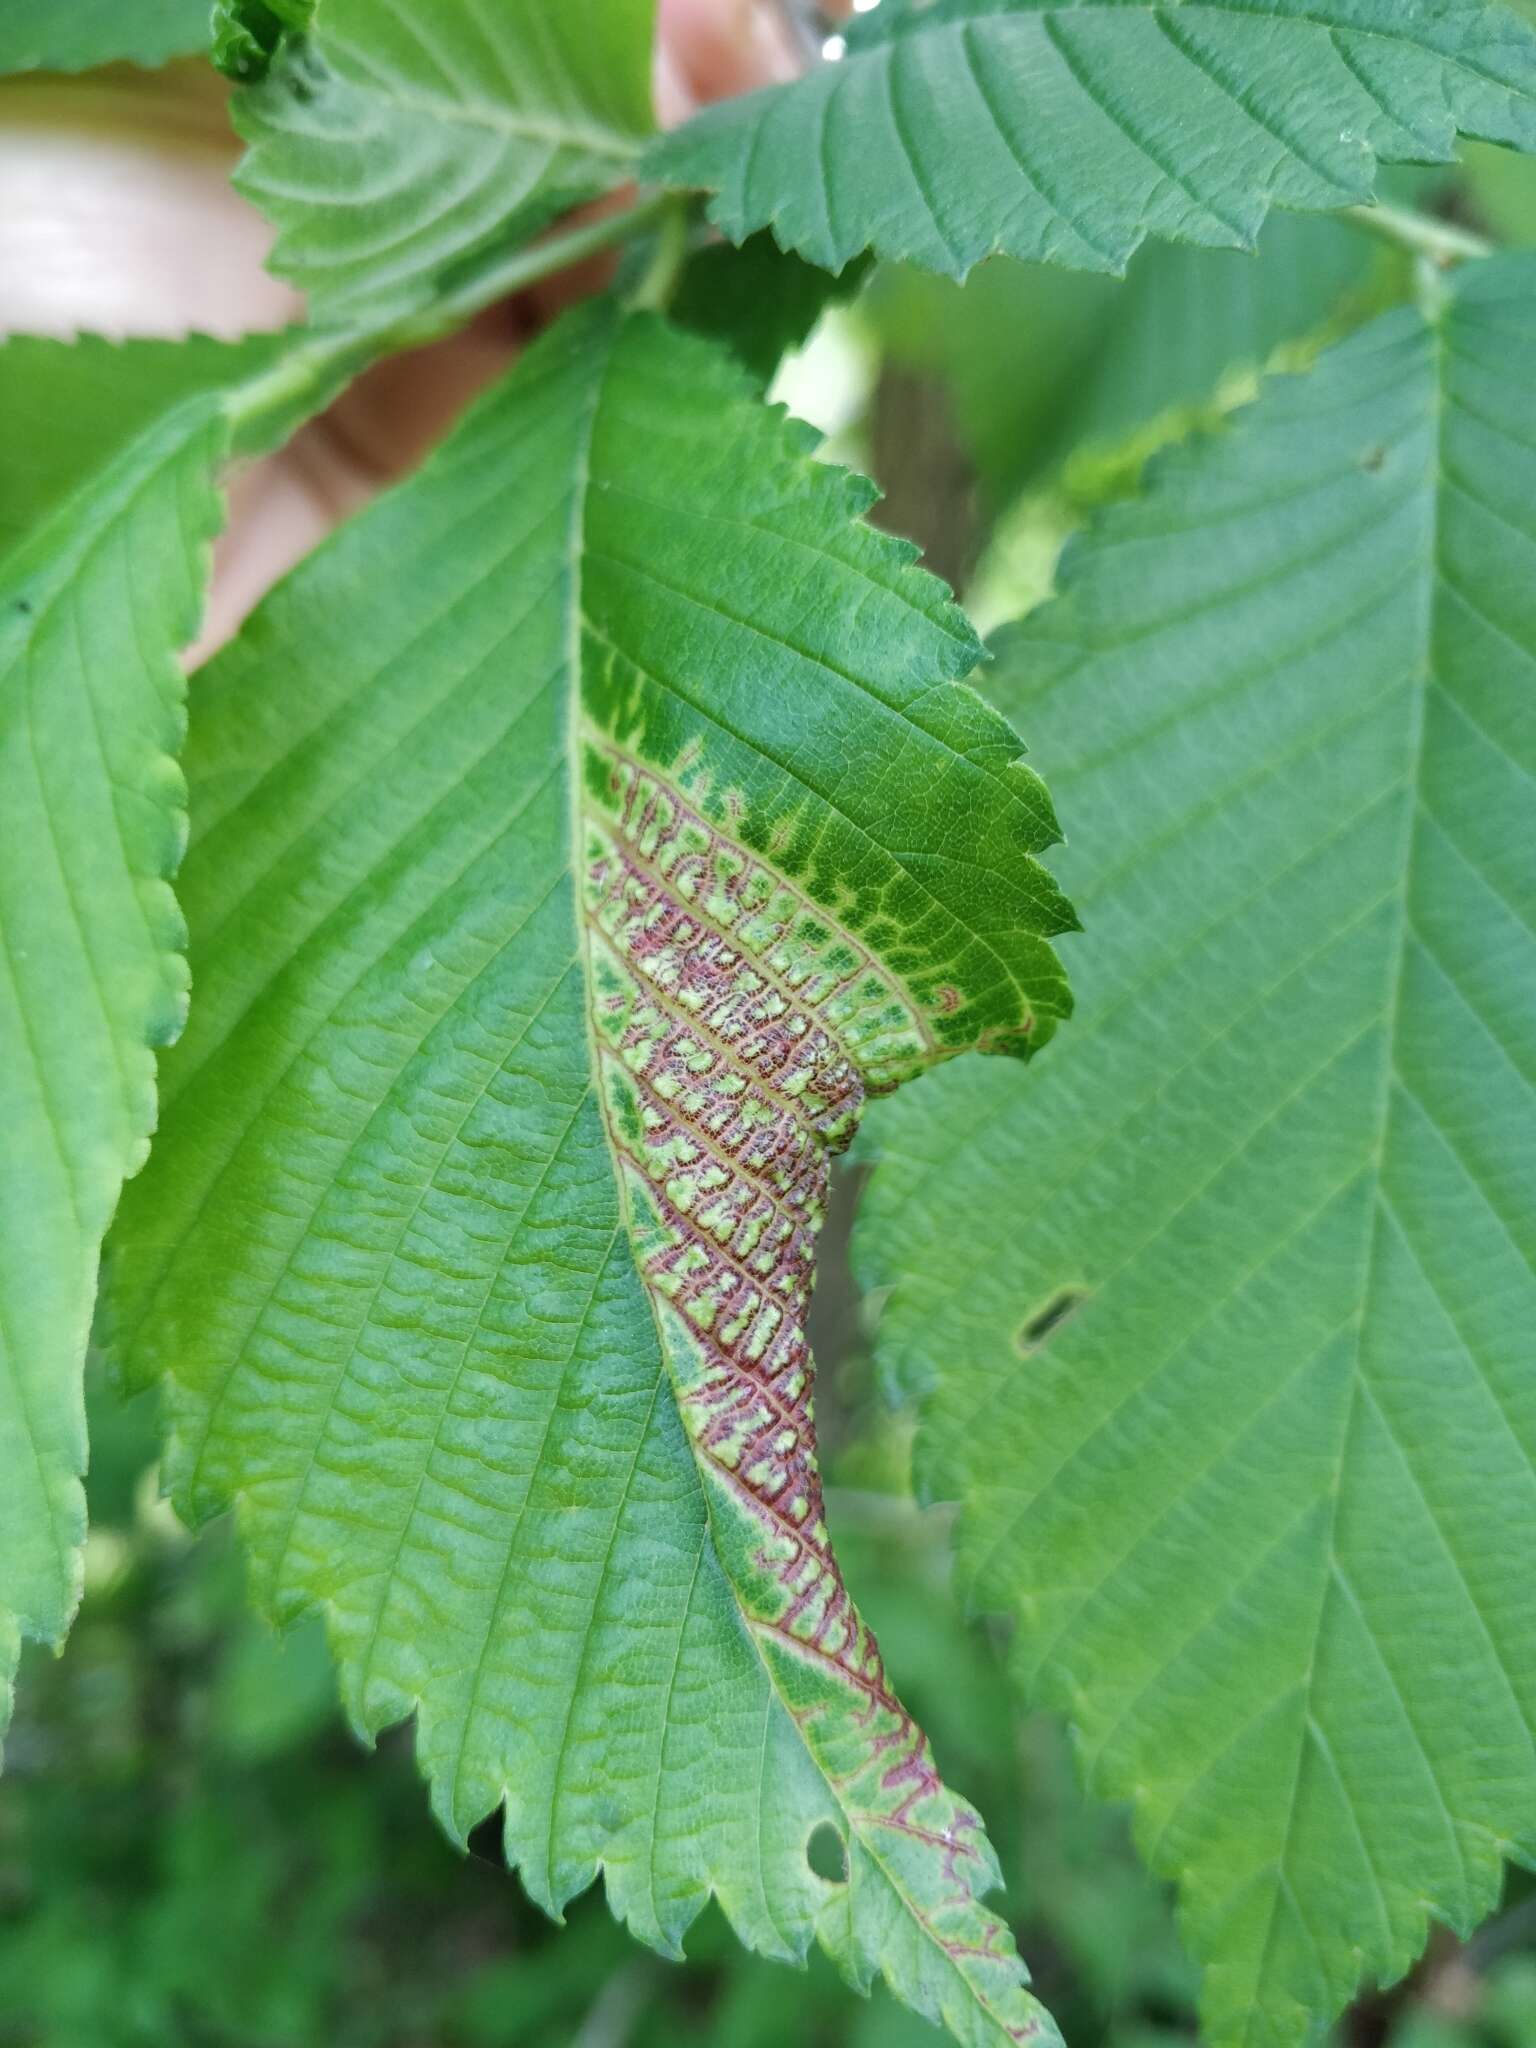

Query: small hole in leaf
left=1017, top=1287, right=1086, bottom=1353
left=807, top=1822, right=848, bottom=1885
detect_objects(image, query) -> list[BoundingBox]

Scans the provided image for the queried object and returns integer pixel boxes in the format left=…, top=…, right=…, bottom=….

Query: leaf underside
left=231, top=0, right=656, bottom=318
left=856, top=255, right=1536, bottom=2046
left=0, top=392, right=228, bottom=1750
left=105, top=307, right=1076, bottom=2047
left=648, top=0, right=1536, bottom=277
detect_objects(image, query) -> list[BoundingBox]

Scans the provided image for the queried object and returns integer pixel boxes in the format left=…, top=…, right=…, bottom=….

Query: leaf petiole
left=1341, top=200, right=1494, bottom=268
left=625, top=196, right=690, bottom=314
left=221, top=190, right=675, bottom=452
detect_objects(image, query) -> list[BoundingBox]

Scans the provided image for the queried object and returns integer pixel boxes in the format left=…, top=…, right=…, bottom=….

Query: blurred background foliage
left=7, top=25, right=1536, bottom=2042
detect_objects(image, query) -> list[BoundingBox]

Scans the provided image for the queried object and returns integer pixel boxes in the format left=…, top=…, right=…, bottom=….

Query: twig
left=223, top=191, right=673, bottom=449
left=627, top=196, right=690, bottom=314
left=1342, top=201, right=1493, bottom=268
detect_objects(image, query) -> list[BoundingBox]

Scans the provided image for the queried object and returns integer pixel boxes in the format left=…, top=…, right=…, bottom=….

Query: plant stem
left=223, top=189, right=673, bottom=449
left=409, top=190, right=672, bottom=340
left=1342, top=201, right=1493, bottom=268
left=626, top=196, right=689, bottom=313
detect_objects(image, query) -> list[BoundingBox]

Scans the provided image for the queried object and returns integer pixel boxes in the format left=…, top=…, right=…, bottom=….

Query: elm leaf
left=856, top=254, right=1536, bottom=2047
left=230, top=0, right=656, bottom=317
left=649, top=0, right=1536, bottom=278
left=105, top=306, right=1075, bottom=2048
left=0, top=389, right=229, bottom=1749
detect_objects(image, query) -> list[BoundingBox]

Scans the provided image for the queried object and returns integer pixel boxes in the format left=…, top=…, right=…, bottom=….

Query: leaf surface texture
left=0, top=393, right=228, bottom=1745
left=233, top=0, right=656, bottom=317
left=856, top=256, right=1536, bottom=2044
left=649, top=0, right=1536, bottom=276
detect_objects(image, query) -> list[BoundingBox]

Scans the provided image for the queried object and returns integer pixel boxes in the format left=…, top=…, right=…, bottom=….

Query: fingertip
left=658, top=0, right=802, bottom=105
left=652, top=33, right=695, bottom=127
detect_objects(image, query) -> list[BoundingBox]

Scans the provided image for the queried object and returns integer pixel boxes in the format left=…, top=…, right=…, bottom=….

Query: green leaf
left=104, top=305, right=1074, bottom=2048
left=0, top=332, right=284, bottom=568
left=231, top=0, right=656, bottom=318
left=1465, top=136, right=1536, bottom=242
left=0, top=393, right=230, bottom=1751
left=647, top=0, right=1536, bottom=278
left=1041, top=213, right=1376, bottom=465
left=869, top=209, right=1378, bottom=506
left=855, top=256, right=1536, bottom=2045
left=0, top=0, right=212, bottom=73
left=1464, top=0, right=1536, bottom=249
left=672, top=233, right=871, bottom=389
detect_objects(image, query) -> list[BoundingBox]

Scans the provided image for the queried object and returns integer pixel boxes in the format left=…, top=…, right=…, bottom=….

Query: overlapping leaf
left=1043, top=212, right=1377, bottom=465
left=1464, top=0, right=1536, bottom=246
left=0, top=386, right=229, bottom=1750
left=0, top=333, right=282, bottom=566
left=0, top=0, right=211, bottom=74
left=869, top=208, right=1379, bottom=507
left=672, top=232, right=871, bottom=388
left=649, top=0, right=1536, bottom=277
left=855, top=257, right=1536, bottom=2045
left=230, top=0, right=656, bottom=317
left=104, top=305, right=1075, bottom=2047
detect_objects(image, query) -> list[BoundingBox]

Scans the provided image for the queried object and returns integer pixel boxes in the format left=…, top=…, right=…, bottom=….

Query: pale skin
left=0, top=0, right=846, bottom=656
